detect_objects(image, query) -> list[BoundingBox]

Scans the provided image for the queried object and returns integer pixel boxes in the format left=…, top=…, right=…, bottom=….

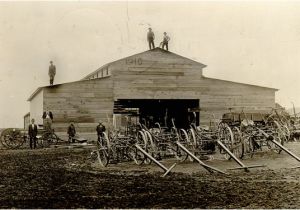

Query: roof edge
left=202, top=76, right=279, bottom=91
left=28, top=76, right=112, bottom=101
left=27, top=87, right=43, bottom=101
left=82, top=47, right=207, bottom=80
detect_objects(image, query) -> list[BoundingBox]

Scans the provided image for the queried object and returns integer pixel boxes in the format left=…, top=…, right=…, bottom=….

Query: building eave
left=27, top=87, right=43, bottom=101
left=202, top=76, right=279, bottom=91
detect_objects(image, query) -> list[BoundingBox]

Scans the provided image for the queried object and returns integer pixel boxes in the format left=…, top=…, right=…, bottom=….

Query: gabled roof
left=82, top=47, right=207, bottom=80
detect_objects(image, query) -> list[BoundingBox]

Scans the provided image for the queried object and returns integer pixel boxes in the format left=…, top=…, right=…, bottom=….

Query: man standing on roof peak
left=147, top=28, right=155, bottom=50
left=48, top=61, right=56, bottom=86
left=160, top=32, right=170, bottom=51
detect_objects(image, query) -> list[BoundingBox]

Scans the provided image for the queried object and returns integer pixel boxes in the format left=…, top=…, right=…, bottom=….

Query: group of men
left=28, top=111, right=106, bottom=149
left=46, top=28, right=170, bottom=86
left=147, top=28, right=171, bottom=51
left=68, top=121, right=106, bottom=144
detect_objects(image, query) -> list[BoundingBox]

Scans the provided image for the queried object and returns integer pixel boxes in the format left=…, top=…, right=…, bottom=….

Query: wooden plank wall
left=111, top=49, right=275, bottom=125
left=43, top=78, right=114, bottom=132
left=198, top=78, right=275, bottom=125
left=112, top=49, right=204, bottom=100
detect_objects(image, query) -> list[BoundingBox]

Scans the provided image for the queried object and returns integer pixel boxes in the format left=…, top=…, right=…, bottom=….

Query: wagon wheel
left=266, top=135, right=284, bottom=154
left=1, top=128, right=24, bottom=149
left=131, top=131, right=147, bottom=165
left=144, top=130, right=156, bottom=152
left=282, top=124, right=291, bottom=141
left=0, top=128, right=10, bottom=148
left=97, top=149, right=109, bottom=167
left=218, top=123, right=234, bottom=160
left=279, top=122, right=291, bottom=142
left=40, top=132, right=59, bottom=147
left=143, top=130, right=156, bottom=164
left=273, top=121, right=289, bottom=143
left=242, top=136, right=255, bottom=158
left=172, top=129, right=189, bottom=162
left=97, top=132, right=110, bottom=167
left=231, top=127, right=244, bottom=159
left=127, top=145, right=147, bottom=165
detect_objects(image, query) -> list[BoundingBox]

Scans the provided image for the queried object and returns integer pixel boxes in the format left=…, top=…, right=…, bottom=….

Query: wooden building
left=27, top=48, right=277, bottom=137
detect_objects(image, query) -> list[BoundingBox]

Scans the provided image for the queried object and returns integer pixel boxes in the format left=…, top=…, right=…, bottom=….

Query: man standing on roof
left=147, top=28, right=155, bottom=50
left=48, top=61, right=56, bottom=86
left=160, top=32, right=170, bottom=51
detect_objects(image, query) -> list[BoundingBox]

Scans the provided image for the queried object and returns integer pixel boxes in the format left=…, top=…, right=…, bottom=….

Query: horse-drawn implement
left=0, top=127, right=60, bottom=149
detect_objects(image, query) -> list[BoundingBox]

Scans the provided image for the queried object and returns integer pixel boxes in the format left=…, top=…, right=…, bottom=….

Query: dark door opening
left=114, top=99, right=199, bottom=129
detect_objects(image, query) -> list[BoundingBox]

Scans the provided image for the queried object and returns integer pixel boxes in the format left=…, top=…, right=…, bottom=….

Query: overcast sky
left=1, top=1, right=300, bottom=128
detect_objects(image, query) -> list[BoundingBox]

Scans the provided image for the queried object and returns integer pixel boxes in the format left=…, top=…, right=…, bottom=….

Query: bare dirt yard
left=1, top=142, right=300, bottom=208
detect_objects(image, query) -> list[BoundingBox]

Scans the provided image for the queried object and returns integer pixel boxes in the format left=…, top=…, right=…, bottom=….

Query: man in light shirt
left=160, top=32, right=171, bottom=51
left=28, top=118, right=38, bottom=149
left=42, top=109, right=53, bottom=132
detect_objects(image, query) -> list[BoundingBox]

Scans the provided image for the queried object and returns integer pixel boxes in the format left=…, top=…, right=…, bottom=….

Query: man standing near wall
left=96, top=121, right=106, bottom=145
left=147, top=28, right=155, bottom=50
left=42, top=109, right=53, bottom=132
left=48, top=61, right=56, bottom=86
left=67, top=122, right=76, bottom=143
left=28, top=118, right=38, bottom=149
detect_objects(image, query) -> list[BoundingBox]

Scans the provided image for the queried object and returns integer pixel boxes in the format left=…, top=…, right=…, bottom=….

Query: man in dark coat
left=67, top=122, right=76, bottom=143
left=49, top=61, right=56, bottom=85
left=28, top=118, right=38, bottom=149
left=42, top=109, right=53, bottom=132
left=147, top=28, right=155, bottom=50
left=96, top=121, right=106, bottom=145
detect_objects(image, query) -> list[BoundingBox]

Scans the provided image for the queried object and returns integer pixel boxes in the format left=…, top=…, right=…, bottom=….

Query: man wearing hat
left=160, top=32, right=170, bottom=51
left=28, top=118, right=38, bottom=149
left=147, top=28, right=155, bottom=50
left=48, top=61, right=56, bottom=85
left=67, top=121, right=76, bottom=143
left=96, top=121, right=106, bottom=145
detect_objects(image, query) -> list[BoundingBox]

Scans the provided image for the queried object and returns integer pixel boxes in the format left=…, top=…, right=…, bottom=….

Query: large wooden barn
left=27, top=48, right=277, bottom=138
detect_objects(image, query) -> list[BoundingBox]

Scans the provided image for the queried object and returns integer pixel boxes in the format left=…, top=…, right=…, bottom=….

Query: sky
left=1, top=1, right=300, bottom=128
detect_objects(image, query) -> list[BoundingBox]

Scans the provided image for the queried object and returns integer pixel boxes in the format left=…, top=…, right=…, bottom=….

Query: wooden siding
left=43, top=78, right=114, bottom=132
left=110, top=48, right=275, bottom=125
left=29, top=48, right=277, bottom=135
left=30, top=89, right=44, bottom=126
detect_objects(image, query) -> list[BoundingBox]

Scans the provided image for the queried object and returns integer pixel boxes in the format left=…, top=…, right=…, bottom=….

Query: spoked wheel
left=173, top=129, right=190, bottom=162
left=133, top=131, right=148, bottom=165
left=97, top=132, right=110, bottom=167
left=218, top=123, right=234, bottom=160
left=231, top=127, right=244, bottom=159
left=267, top=135, right=283, bottom=154
left=1, top=128, right=24, bottom=149
left=97, top=148, right=109, bottom=167
left=128, top=146, right=147, bottom=165
left=243, top=136, right=255, bottom=158
left=40, top=132, right=59, bottom=147
left=273, top=121, right=290, bottom=143
left=142, top=130, right=155, bottom=164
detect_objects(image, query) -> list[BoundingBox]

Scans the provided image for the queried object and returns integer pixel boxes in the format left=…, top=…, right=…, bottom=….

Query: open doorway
left=114, top=99, right=199, bottom=129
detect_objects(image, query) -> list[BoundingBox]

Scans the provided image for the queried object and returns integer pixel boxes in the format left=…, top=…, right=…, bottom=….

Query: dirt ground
left=1, top=142, right=300, bottom=208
